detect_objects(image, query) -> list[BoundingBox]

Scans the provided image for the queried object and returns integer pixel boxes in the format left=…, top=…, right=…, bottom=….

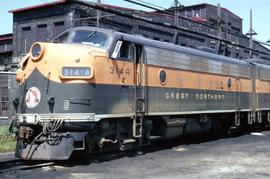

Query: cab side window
left=118, top=41, right=132, bottom=59
left=112, top=40, right=133, bottom=60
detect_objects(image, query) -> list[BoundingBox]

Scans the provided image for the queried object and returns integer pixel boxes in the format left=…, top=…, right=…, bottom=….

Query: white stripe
left=147, top=109, right=252, bottom=116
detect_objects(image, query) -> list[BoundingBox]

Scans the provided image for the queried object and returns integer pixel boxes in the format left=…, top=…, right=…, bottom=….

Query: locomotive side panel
left=145, top=46, right=252, bottom=115
left=257, top=67, right=270, bottom=110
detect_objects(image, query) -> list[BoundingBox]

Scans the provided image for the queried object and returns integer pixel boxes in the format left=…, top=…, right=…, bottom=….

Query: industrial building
left=8, top=0, right=270, bottom=60
left=0, top=33, right=13, bottom=69
left=0, top=34, right=13, bottom=116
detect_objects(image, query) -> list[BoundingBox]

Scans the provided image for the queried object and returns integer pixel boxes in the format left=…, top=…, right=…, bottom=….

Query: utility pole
left=172, top=0, right=184, bottom=44
left=246, top=9, right=257, bottom=58
left=216, top=3, right=222, bottom=55
left=174, top=0, right=179, bottom=26
left=224, top=12, right=229, bottom=56
left=97, top=0, right=101, bottom=27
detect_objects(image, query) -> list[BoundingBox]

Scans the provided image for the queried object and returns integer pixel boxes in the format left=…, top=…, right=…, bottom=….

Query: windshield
left=72, top=30, right=109, bottom=49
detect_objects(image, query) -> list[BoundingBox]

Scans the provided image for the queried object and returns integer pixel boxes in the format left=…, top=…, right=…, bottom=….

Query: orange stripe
left=18, top=43, right=253, bottom=93
left=146, top=65, right=252, bottom=92
left=257, top=80, right=270, bottom=93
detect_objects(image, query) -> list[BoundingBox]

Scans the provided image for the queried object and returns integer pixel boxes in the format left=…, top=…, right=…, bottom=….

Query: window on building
left=231, top=26, right=241, bottom=33
left=0, top=53, right=12, bottom=65
left=53, top=21, right=65, bottom=37
left=193, top=9, right=201, bottom=17
left=186, top=10, right=192, bottom=17
left=36, top=24, right=48, bottom=42
left=1, top=87, right=8, bottom=102
left=0, top=87, right=8, bottom=114
left=181, top=43, right=187, bottom=46
left=209, top=18, right=216, bottom=24
left=244, top=50, right=249, bottom=53
left=21, top=26, right=34, bottom=54
left=225, top=49, right=231, bottom=57
left=235, top=53, right=239, bottom=59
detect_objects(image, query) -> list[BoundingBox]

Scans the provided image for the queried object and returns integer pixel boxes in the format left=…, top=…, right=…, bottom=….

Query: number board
left=61, top=67, right=92, bottom=78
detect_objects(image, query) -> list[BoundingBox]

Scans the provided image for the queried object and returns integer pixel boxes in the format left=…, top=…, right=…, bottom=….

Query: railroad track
left=0, top=159, right=55, bottom=174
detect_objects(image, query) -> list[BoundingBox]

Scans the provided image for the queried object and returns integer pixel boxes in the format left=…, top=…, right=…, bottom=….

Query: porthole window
left=227, top=78, right=232, bottom=88
left=159, top=69, right=167, bottom=85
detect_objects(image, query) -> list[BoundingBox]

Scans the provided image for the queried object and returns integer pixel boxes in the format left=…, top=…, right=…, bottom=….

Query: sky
left=0, top=0, right=269, bottom=42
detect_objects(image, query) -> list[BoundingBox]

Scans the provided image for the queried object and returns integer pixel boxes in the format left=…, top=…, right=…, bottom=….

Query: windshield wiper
left=82, top=31, right=97, bottom=42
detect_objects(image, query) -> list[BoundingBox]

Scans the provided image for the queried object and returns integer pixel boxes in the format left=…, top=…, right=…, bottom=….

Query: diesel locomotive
left=12, top=26, right=270, bottom=160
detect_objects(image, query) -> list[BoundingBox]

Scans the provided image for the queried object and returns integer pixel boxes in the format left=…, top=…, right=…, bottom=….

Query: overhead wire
left=36, top=0, right=270, bottom=54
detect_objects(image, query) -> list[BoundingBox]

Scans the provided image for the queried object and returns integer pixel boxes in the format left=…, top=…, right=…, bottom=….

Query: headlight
left=30, top=43, right=43, bottom=61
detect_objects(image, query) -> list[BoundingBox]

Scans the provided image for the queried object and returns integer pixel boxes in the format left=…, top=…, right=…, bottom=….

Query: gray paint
left=16, top=69, right=134, bottom=115
left=15, top=68, right=259, bottom=121
left=145, top=46, right=250, bottom=78
left=147, top=87, right=251, bottom=114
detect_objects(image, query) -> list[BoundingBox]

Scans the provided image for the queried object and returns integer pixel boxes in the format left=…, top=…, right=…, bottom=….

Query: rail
left=0, top=159, right=55, bottom=174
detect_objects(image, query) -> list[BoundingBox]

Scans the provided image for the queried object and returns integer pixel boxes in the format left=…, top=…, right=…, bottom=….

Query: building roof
left=0, top=34, right=13, bottom=41
left=9, top=0, right=67, bottom=13
left=9, top=0, right=139, bottom=14
left=182, top=3, right=242, bottom=20
left=7, top=0, right=239, bottom=30
left=104, top=4, right=137, bottom=12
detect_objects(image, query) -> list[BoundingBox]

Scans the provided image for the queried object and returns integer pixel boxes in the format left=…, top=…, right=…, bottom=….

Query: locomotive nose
left=16, top=43, right=45, bottom=83
left=16, top=42, right=109, bottom=84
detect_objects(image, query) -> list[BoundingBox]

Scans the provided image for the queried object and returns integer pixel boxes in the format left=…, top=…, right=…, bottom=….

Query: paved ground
left=2, top=131, right=270, bottom=179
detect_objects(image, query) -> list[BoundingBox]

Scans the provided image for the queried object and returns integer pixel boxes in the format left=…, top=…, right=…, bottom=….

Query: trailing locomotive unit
left=12, top=26, right=270, bottom=160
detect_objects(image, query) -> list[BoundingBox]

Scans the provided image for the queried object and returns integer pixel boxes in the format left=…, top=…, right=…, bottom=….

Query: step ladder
left=120, top=138, right=137, bottom=151
left=133, top=115, right=143, bottom=138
